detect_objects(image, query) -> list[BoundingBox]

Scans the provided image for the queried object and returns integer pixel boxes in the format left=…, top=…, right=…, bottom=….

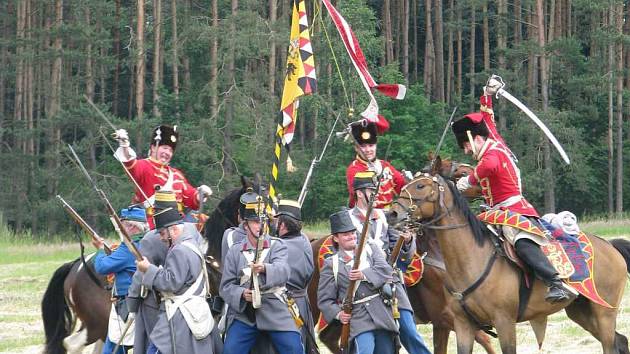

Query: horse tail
left=610, top=238, right=630, bottom=273
left=42, top=260, right=77, bottom=354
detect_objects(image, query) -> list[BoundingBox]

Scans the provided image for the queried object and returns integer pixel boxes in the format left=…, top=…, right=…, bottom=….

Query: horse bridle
left=394, top=173, right=466, bottom=231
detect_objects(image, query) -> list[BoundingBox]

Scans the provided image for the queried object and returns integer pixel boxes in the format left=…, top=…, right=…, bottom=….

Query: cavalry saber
left=496, top=88, right=571, bottom=165
left=68, top=144, right=143, bottom=261
left=430, top=106, right=458, bottom=171
left=84, top=95, right=117, bottom=131
left=298, top=113, right=341, bottom=206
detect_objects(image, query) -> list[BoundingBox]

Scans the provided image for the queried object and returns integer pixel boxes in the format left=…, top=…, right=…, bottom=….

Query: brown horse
left=389, top=172, right=630, bottom=354
left=307, top=231, right=497, bottom=354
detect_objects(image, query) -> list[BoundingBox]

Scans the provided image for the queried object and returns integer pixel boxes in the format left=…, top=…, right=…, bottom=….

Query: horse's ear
left=241, top=175, right=252, bottom=189
left=431, top=156, right=443, bottom=175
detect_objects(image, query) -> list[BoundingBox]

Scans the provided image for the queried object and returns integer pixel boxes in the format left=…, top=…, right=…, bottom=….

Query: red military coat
left=346, top=156, right=405, bottom=209
left=467, top=139, right=539, bottom=217
left=124, top=157, right=199, bottom=228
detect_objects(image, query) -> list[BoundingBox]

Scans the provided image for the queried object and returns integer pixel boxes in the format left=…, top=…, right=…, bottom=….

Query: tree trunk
left=223, top=0, right=238, bottom=174
left=445, top=0, right=454, bottom=104
left=496, top=0, right=507, bottom=132
left=434, top=0, right=444, bottom=101
left=514, top=0, right=522, bottom=45
left=383, top=0, right=394, bottom=64
left=423, top=0, right=435, bottom=98
left=402, top=0, right=409, bottom=83
left=171, top=0, right=179, bottom=118
left=469, top=2, right=476, bottom=110
left=536, top=0, right=554, bottom=213
left=456, top=2, right=462, bottom=101
left=482, top=0, right=489, bottom=71
left=85, top=7, right=95, bottom=101
left=269, top=0, right=277, bottom=95
left=210, top=0, right=218, bottom=119
left=412, top=0, right=418, bottom=82
left=615, top=3, right=623, bottom=214
left=135, top=0, right=146, bottom=146
left=607, top=5, right=614, bottom=214
left=152, top=0, right=162, bottom=117
left=113, top=0, right=122, bottom=115
left=527, top=4, right=537, bottom=103
left=0, top=2, right=9, bottom=145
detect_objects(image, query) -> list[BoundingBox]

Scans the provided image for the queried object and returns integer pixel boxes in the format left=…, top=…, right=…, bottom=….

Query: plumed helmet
left=351, top=120, right=378, bottom=145
left=329, top=208, right=356, bottom=234
left=152, top=125, right=179, bottom=150
left=352, top=171, right=378, bottom=191
left=451, top=113, right=490, bottom=149
left=275, top=199, right=302, bottom=221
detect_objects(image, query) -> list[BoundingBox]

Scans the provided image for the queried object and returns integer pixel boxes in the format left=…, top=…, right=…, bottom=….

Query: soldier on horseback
left=112, top=125, right=213, bottom=229
left=346, top=121, right=406, bottom=210
left=92, top=206, right=148, bottom=354
left=348, top=171, right=432, bottom=354
left=451, top=76, right=576, bottom=303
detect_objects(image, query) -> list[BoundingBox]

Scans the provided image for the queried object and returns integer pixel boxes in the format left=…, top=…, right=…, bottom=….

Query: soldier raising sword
left=452, top=76, right=577, bottom=303
left=113, top=125, right=213, bottom=229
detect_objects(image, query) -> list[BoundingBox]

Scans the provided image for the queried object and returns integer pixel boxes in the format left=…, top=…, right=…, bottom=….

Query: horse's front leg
left=494, top=315, right=517, bottom=354
left=432, top=326, right=450, bottom=354
left=453, top=317, right=476, bottom=354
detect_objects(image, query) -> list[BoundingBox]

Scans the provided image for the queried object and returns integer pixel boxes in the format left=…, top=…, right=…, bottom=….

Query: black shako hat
left=329, top=208, right=356, bottom=234
left=351, top=120, right=378, bottom=145
left=352, top=171, right=378, bottom=191
left=239, top=190, right=263, bottom=221
left=152, top=125, right=179, bottom=151
left=153, top=190, right=182, bottom=230
left=451, top=112, right=490, bottom=149
left=275, top=199, right=302, bottom=221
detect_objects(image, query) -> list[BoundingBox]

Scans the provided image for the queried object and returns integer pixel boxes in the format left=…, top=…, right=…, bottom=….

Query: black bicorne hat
left=276, top=199, right=302, bottom=221
left=352, top=171, right=377, bottom=191
left=451, top=113, right=490, bottom=149
left=329, top=208, right=356, bottom=234
left=152, top=125, right=179, bottom=150
left=239, top=190, right=263, bottom=221
left=351, top=120, right=378, bottom=145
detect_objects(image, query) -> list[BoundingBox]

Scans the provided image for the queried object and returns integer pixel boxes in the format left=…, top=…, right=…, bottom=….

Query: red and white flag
left=321, top=0, right=406, bottom=133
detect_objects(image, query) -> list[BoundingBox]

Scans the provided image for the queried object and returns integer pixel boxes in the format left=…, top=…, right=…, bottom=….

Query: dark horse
left=41, top=177, right=251, bottom=354
left=389, top=172, right=630, bottom=354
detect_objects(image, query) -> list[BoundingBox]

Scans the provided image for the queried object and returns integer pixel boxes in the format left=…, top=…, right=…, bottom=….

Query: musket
left=251, top=193, right=265, bottom=309
left=298, top=113, right=341, bottom=206
left=489, top=75, right=571, bottom=165
left=111, top=315, right=135, bottom=354
left=57, top=195, right=112, bottom=255
left=429, top=106, right=458, bottom=172
left=339, top=177, right=380, bottom=353
left=67, top=144, right=143, bottom=261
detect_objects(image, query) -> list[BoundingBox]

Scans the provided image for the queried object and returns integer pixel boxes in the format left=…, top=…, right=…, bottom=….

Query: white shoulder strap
left=332, top=254, right=339, bottom=284
left=226, top=229, right=236, bottom=249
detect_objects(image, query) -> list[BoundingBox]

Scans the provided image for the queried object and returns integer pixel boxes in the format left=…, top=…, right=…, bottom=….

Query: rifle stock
left=57, top=195, right=112, bottom=255
left=339, top=184, right=379, bottom=353
left=68, top=144, right=143, bottom=261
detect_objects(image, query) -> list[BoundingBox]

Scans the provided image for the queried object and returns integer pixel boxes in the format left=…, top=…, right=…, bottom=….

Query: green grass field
left=0, top=219, right=628, bottom=353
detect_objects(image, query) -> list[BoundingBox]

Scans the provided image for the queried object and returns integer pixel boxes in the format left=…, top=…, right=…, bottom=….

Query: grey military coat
left=219, top=234, right=299, bottom=333
left=141, top=230, right=216, bottom=354
left=349, top=207, right=415, bottom=312
left=220, top=223, right=247, bottom=268
left=318, top=243, right=398, bottom=343
left=282, top=231, right=316, bottom=352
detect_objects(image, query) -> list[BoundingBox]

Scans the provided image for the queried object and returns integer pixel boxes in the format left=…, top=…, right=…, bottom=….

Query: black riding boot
left=514, top=239, right=575, bottom=303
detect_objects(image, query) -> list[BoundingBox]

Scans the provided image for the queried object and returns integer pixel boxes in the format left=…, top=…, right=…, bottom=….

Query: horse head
left=389, top=172, right=454, bottom=228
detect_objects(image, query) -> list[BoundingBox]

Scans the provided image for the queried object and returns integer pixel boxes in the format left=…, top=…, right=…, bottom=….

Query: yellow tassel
left=286, top=155, right=297, bottom=173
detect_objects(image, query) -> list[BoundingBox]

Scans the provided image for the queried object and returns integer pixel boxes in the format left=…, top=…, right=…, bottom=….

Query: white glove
left=197, top=185, right=213, bottom=202
left=484, top=75, right=504, bottom=96
left=456, top=176, right=472, bottom=192
left=113, top=128, right=130, bottom=148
